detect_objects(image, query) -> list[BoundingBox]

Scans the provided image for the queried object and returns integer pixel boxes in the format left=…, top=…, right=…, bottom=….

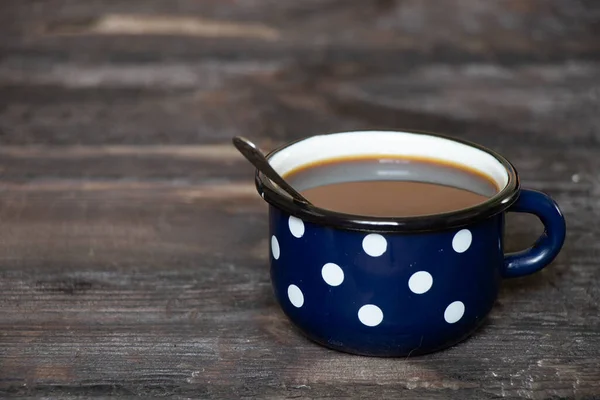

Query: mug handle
left=503, top=189, right=566, bottom=278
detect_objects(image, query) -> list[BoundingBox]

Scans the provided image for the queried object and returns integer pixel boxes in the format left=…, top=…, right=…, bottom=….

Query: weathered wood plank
left=1, top=62, right=599, bottom=146
left=327, top=62, right=600, bottom=146
left=2, top=0, right=599, bottom=59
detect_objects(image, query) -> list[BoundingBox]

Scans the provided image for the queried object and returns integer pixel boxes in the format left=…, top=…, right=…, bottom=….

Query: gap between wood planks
left=0, top=181, right=258, bottom=200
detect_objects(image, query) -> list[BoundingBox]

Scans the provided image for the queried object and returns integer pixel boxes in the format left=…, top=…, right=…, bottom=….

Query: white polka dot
left=358, top=304, right=383, bottom=327
left=452, top=229, right=472, bottom=253
left=271, top=235, right=280, bottom=260
left=444, top=301, right=465, bottom=324
left=287, top=284, right=304, bottom=308
left=288, top=216, right=305, bottom=238
left=321, top=263, right=344, bottom=286
left=408, top=271, right=433, bottom=294
left=362, top=234, right=387, bottom=257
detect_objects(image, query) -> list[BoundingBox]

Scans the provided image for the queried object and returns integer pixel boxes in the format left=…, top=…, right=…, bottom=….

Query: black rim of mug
left=255, top=130, right=521, bottom=233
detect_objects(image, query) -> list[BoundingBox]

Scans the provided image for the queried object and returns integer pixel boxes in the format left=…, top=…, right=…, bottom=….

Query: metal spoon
left=232, top=136, right=311, bottom=205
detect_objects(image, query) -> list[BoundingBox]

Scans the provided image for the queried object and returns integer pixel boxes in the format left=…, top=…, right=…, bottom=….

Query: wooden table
left=1, top=1, right=599, bottom=398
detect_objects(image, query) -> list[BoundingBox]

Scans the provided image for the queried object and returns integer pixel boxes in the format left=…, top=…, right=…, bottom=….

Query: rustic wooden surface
left=1, top=0, right=599, bottom=398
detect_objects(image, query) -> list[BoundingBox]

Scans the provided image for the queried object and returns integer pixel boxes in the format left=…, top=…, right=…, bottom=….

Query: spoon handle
left=232, top=137, right=310, bottom=205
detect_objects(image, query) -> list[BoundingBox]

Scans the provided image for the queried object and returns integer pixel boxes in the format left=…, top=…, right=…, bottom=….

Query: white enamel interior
left=268, top=131, right=509, bottom=189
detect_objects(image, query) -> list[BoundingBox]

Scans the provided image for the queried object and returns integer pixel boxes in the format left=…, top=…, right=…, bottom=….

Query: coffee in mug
left=284, top=156, right=498, bottom=217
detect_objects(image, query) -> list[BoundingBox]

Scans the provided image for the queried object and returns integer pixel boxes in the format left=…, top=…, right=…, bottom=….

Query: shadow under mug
left=254, top=130, right=566, bottom=357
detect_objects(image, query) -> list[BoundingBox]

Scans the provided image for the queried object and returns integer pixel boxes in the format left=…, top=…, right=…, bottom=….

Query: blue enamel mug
left=254, top=130, right=566, bottom=357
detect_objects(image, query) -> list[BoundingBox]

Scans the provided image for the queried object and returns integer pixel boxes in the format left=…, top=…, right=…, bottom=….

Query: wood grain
left=0, top=0, right=599, bottom=398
